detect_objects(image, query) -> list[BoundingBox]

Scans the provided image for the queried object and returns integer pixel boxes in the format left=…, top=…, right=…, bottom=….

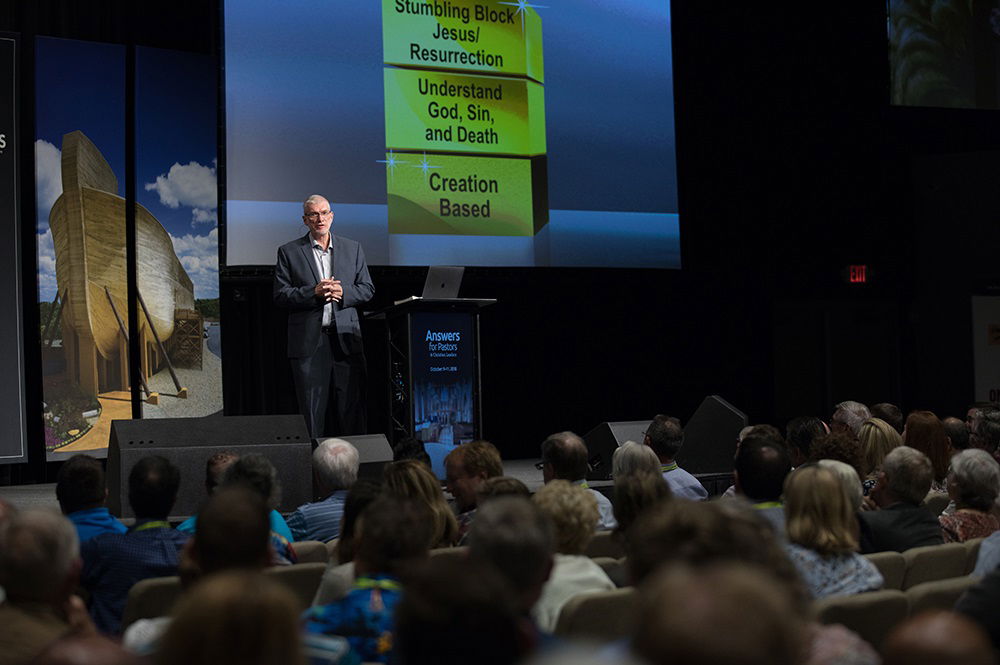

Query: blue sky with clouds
left=35, top=38, right=219, bottom=302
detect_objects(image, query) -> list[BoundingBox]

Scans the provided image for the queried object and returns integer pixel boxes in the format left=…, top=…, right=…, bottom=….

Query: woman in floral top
left=939, top=448, right=1000, bottom=543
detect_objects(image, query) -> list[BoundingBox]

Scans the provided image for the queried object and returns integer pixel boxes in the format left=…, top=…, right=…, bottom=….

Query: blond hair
left=784, top=465, right=858, bottom=556
left=858, top=417, right=902, bottom=478
left=532, top=480, right=598, bottom=554
left=383, top=459, right=459, bottom=548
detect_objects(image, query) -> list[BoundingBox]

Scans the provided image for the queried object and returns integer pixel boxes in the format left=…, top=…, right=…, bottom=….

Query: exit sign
left=844, top=264, right=869, bottom=284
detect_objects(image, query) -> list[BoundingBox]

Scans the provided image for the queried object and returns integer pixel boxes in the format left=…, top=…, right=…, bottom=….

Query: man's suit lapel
left=298, top=234, right=320, bottom=283
left=331, top=234, right=345, bottom=284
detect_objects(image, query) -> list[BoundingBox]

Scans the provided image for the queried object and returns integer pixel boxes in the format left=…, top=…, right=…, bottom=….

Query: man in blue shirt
left=287, top=438, right=359, bottom=543
left=643, top=415, right=708, bottom=501
left=56, top=454, right=126, bottom=543
left=81, top=455, right=189, bottom=635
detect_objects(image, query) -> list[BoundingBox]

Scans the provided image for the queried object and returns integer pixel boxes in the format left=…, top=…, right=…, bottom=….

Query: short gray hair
left=302, top=194, right=329, bottom=211
left=0, top=508, right=79, bottom=602
left=612, top=441, right=661, bottom=478
left=948, top=448, right=1000, bottom=511
left=313, top=438, right=360, bottom=491
left=882, top=446, right=933, bottom=505
left=817, top=459, right=863, bottom=512
left=834, top=401, right=872, bottom=437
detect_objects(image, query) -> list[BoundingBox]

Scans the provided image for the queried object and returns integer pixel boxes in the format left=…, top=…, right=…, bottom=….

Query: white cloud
left=171, top=227, right=219, bottom=299
left=35, top=140, right=62, bottom=230
left=36, top=228, right=58, bottom=301
left=145, top=160, right=217, bottom=210
left=191, top=208, right=217, bottom=226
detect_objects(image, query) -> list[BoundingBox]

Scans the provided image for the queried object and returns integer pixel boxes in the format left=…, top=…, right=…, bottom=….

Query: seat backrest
left=591, top=556, right=629, bottom=587
left=813, top=590, right=909, bottom=650
left=902, top=543, right=967, bottom=589
left=293, top=540, right=330, bottom=564
left=429, top=545, right=469, bottom=563
left=584, top=531, right=625, bottom=559
left=964, top=538, right=985, bottom=575
left=864, top=551, right=906, bottom=590
left=325, top=538, right=340, bottom=565
left=121, top=575, right=183, bottom=631
left=905, top=576, right=978, bottom=616
left=264, top=562, right=328, bottom=610
left=922, top=492, right=951, bottom=517
left=553, top=587, right=639, bottom=642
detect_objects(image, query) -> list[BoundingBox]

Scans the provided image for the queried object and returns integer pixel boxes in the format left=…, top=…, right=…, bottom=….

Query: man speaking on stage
left=274, top=194, right=374, bottom=438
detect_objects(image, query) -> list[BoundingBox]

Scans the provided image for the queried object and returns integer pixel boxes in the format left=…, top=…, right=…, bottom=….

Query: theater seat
left=264, top=562, right=328, bottom=609
left=121, top=576, right=183, bottom=630
left=864, top=551, right=906, bottom=590
left=293, top=540, right=330, bottom=564
left=902, top=543, right=967, bottom=589
left=591, top=556, right=629, bottom=588
left=813, top=590, right=909, bottom=650
left=905, top=576, right=978, bottom=615
left=964, top=537, right=984, bottom=575
left=584, top=531, right=625, bottom=559
left=553, top=587, right=638, bottom=642
left=922, top=492, right=950, bottom=517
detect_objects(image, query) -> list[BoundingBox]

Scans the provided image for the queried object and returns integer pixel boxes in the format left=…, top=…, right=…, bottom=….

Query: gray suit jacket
left=273, top=233, right=374, bottom=357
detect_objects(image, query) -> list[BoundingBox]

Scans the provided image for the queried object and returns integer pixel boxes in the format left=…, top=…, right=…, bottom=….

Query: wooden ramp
left=58, top=390, right=132, bottom=453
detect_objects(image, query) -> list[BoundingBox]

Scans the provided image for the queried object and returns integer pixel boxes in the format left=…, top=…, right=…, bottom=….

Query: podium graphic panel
left=410, top=310, right=477, bottom=446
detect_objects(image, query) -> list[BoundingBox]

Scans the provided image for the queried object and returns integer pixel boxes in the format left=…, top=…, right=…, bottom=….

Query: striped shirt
left=287, top=490, right=348, bottom=543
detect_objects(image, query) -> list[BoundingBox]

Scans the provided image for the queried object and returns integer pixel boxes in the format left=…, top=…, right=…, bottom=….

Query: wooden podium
left=366, top=298, right=495, bottom=447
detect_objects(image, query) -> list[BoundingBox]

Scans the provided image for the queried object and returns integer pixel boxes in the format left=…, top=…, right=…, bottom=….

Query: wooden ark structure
left=48, top=131, right=195, bottom=400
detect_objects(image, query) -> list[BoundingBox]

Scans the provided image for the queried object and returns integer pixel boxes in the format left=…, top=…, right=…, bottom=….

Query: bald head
left=540, top=431, right=588, bottom=483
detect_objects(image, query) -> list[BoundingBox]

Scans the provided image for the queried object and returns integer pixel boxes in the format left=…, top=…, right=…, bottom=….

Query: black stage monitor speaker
left=583, top=420, right=648, bottom=481
left=324, top=433, right=393, bottom=481
left=677, top=395, right=748, bottom=475
left=108, top=415, right=312, bottom=520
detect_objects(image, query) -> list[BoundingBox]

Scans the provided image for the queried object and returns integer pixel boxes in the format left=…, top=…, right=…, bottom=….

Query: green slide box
left=384, top=68, right=545, bottom=156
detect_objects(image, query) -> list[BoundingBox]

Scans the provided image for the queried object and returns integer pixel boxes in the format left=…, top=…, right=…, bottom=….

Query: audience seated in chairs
left=733, top=435, right=792, bottom=537
left=612, top=469, right=671, bottom=541
left=55, top=454, right=126, bottom=543
left=0, top=508, right=89, bottom=665
left=858, top=418, right=903, bottom=494
left=303, top=496, right=434, bottom=664
left=809, top=432, right=867, bottom=486
left=938, top=448, right=1000, bottom=543
left=383, top=459, right=459, bottom=548
left=175, top=451, right=238, bottom=535
left=785, top=415, right=828, bottom=469
left=783, top=465, right=883, bottom=599
left=870, top=403, right=904, bottom=435
left=286, top=438, right=359, bottom=544
left=642, top=415, right=708, bottom=501
left=312, top=480, right=382, bottom=606
left=476, top=476, right=531, bottom=503
left=883, top=610, right=995, bottom=665
left=81, top=456, right=190, bottom=635
left=902, top=411, right=952, bottom=494
left=860, top=446, right=944, bottom=553
left=831, top=401, right=871, bottom=440
left=539, top=431, right=617, bottom=530
left=444, top=439, right=504, bottom=544
left=530, top=480, right=615, bottom=633
left=611, top=441, right=660, bottom=478
left=221, top=454, right=297, bottom=564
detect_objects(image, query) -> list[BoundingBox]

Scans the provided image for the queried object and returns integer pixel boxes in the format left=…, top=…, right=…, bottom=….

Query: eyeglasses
left=304, top=210, right=332, bottom=220
left=534, top=461, right=546, bottom=470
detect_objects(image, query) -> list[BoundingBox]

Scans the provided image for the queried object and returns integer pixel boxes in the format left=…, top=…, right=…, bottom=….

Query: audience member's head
left=740, top=424, right=785, bottom=449
left=392, top=436, right=432, bottom=468
left=903, top=410, right=952, bottom=483
left=468, top=496, right=555, bottom=613
left=539, top=431, right=588, bottom=483
left=942, top=417, right=971, bottom=451
left=643, top=415, right=684, bottom=462
left=871, top=402, right=904, bottom=434
left=831, top=400, right=871, bottom=438
left=34, top=634, right=142, bottom=665
left=784, top=416, right=826, bottom=467
left=882, top=610, right=995, bottom=665
left=817, top=459, right=864, bottom=512
left=632, top=564, right=805, bottom=665
left=733, top=437, right=791, bottom=503
left=354, top=496, right=434, bottom=577
left=612, top=441, right=661, bottom=478
left=383, top=459, right=459, bottom=548
left=188, top=485, right=270, bottom=581
left=204, top=451, right=238, bottom=495
left=971, top=407, right=1000, bottom=454
left=532, top=480, right=598, bottom=555
left=335, top=479, right=382, bottom=564
left=613, top=470, right=671, bottom=537
left=56, top=454, right=107, bottom=515
left=946, top=448, right=1000, bottom=512
left=810, top=431, right=866, bottom=479
left=222, top=453, right=281, bottom=510
left=784, top=464, right=858, bottom=555
left=859, top=417, right=903, bottom=478
left=444, top=440, right=503, bottom=513
left=874, top=445, right=934, bottom=507
left=128, top=455, right=181, bottom=520
left=394, top=557, right=530, bottom=665
left=155, top=571, right=305, bottom=665
left=0, top=508, right=79, bottom=605
left=476, top=476, right=531, bottom=504
left=312, top=438, right=359, bottom=496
